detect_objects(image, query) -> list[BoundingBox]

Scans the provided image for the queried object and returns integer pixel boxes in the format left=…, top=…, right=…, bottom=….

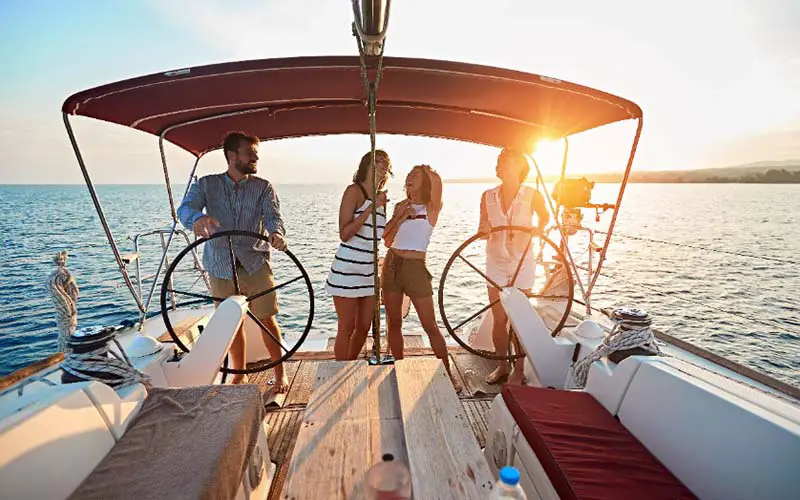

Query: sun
left=531, top=138, right=566, bottom=174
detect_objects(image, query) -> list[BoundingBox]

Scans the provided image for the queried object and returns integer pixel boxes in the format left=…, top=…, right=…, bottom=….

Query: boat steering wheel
left=438, top=225, right=575, bottom=361
left=159, top=230, right=314, bottom=375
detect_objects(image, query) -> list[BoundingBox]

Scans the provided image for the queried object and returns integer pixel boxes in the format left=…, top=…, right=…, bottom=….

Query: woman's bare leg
left=411, top=295, right=462, bottom=393
left=333, top=296, right=358, bottom=361
left=384, top=291, right=405, bottom=359
left=486, top=286, right=511, bottom=384
left=347, top=296, right=375, bottom=360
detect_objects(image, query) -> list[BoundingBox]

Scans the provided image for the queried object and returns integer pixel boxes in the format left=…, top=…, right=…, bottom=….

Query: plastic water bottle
left=489, top=466, right=526, bottom=499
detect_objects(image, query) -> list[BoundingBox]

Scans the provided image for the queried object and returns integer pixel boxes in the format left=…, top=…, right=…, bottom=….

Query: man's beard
left=235, top=160, right=257, bottom=175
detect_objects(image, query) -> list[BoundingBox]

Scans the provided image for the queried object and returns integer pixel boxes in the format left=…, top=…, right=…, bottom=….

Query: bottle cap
left=499, top=466, right=520, bottom=486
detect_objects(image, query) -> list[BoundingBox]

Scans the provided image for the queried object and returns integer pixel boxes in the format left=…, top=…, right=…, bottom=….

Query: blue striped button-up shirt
left=177, top=173, right=285, bottom=280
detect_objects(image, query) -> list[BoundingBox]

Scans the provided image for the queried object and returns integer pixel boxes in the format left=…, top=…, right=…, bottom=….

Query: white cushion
left=619, top=361, right=800, bottom=500
left=500, top=288, right=575, bottom=389
left=583, top=355, right=644, bottom=414
left=0, top=382, right=116, bottom=500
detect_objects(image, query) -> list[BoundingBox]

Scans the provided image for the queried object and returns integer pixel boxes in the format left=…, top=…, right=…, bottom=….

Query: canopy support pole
left=586, top=116, right=644, bottom=297
left=353, top=9, right=390, bottom=364
left=63, top=113, right=145, bottom=313
left=137, top=142, right=204, bottom=323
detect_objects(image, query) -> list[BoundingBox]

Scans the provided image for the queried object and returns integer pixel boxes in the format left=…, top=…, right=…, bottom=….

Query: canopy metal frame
left=63, top=110, right=642, bottom=331
left=61, top=0, right=643, bottom=332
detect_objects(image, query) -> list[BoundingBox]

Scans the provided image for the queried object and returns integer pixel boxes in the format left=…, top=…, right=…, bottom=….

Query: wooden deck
left=248, top=345, right=501, bottom=499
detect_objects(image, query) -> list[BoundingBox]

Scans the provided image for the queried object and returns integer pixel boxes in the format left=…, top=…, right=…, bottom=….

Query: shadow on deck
left=248, top=345, right=500, bottom=499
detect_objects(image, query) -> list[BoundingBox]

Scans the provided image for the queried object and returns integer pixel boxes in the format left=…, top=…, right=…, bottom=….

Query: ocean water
left=1, top=183, right=798, bottom=387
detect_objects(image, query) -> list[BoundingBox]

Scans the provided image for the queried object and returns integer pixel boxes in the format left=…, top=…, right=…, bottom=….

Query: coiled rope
left=572, top=308, right=660, bottom=388
left=61, top=326, right=151, bottom=390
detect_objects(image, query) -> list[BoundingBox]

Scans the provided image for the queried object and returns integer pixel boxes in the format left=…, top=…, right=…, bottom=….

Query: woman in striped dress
left=325, top=150, right=392, bottom=360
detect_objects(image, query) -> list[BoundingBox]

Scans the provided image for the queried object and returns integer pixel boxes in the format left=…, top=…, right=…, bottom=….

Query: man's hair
left=499, top=147, right=531, bottom=182
left=222, top=131, right=259, bottom=162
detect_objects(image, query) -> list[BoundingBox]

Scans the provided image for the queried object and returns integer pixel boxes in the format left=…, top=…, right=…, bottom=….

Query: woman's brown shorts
left=381, top=250, right=433, bottom=298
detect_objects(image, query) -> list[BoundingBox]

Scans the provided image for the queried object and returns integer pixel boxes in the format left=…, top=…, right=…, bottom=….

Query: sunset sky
left=1, top=0, right=798, bottom=184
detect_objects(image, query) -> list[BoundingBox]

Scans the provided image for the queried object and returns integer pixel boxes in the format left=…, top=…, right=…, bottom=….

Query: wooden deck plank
left=265, top=352, right=496, bottom=500
left=284, top=360, right=321, bottom=406
left=395, top=357, right=495, bottom=499
left=326, top=335, right=427, bottom=353
left=248, top=360, right=301, bottom=408
left=288, top=345, right=468, bottom=361
left=460, top=399, right=492, bottom=449
left=367, top=365, right=408, bottom=466
left=265, top=409, right=303, bottom=500
left=451, top=353, right=503, bottom=398
left=283, top=361, right=372, bottom=500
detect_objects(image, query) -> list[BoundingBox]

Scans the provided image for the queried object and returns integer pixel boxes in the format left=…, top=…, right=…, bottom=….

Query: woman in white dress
left=325, top=150, right=391, bottom=360
left=478, top=148, right=550, bottom=385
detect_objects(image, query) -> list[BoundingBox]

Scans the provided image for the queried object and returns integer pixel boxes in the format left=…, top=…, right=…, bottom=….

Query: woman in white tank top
left=326, top=150, right=391, bottom=360
left=479, top=148, right=550, bottom=385
left=382, top=165, right=461, bottom=392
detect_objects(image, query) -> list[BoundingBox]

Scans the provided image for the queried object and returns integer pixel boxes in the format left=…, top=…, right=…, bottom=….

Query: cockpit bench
left=68, top=384, right=264, bottom=500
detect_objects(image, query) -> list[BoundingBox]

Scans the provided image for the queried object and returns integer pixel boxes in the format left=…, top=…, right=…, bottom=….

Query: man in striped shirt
left=178, top=131, right=289, bottom=390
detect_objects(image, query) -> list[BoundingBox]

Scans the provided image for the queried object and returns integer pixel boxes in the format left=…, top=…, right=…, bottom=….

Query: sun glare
left=531, top=138, right=566, bottom=176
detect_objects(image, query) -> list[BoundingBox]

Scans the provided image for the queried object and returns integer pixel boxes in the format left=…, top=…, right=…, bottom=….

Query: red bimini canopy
left=62, top=56, right=642, bottom=157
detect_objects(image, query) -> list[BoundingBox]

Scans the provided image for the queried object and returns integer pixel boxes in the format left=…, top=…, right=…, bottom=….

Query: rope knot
left=53, top=250, right=68, bottom=267
left=572, top=308, right=661, bottom=388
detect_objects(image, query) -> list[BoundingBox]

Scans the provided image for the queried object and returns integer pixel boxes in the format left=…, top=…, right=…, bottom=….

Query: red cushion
left=502, top=385, right=697, bottom=500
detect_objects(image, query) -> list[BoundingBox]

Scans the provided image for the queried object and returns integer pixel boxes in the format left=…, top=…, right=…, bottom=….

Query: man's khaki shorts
left=209, top=262, right=278, bottom=318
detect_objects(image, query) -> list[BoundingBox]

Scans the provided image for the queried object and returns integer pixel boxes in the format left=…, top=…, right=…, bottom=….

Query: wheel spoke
left=168, top=289, right=223, bottom=302
left=509, top=235, right=535, bottom=288
left=247, top=275, right=304, bottom=302
left=452, top=297, right=501, bottom=332
left=246, top=310, right=290, bottom=354
left=457, top=254, right=503, bottom=290
left=227, top=235, right=241, bottom=295
left=524, top=292, right=572, bottom=300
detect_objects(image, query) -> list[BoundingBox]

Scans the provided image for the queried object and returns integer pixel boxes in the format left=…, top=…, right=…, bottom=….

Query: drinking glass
left=364, top=457, right=412, bottom=500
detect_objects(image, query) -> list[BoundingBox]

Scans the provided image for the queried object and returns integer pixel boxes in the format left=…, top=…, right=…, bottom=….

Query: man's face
left=232, top=141, right=259, bottom=175
left=495, top=152, right=522, bottom=180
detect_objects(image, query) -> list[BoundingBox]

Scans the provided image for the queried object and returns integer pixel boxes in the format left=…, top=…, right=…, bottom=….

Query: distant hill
left=444, top=160, right=800, bottom=184
left=582, top=160, right=800, bottom=184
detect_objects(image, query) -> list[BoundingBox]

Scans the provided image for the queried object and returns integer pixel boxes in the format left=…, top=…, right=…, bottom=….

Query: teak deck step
left=156, top=315, right=204, bottom=344
left=241, top=353, right=496, bottom=500
left=325, top=334, right=426, bottom=352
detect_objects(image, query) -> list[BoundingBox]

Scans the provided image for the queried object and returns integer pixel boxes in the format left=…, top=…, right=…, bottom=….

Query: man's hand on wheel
left=268, top=232, right=287, bottom=251
left=193, top=216, right=220, bottom=238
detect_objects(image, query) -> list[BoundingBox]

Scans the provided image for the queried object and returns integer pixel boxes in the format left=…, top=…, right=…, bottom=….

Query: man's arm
left=262, top=181, right=285, bottom=236
left=177, top=178, right=207, bottom=231
left=263, top=181, right=287, bottom=251
left=532, top=191, right=550, bottom=233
